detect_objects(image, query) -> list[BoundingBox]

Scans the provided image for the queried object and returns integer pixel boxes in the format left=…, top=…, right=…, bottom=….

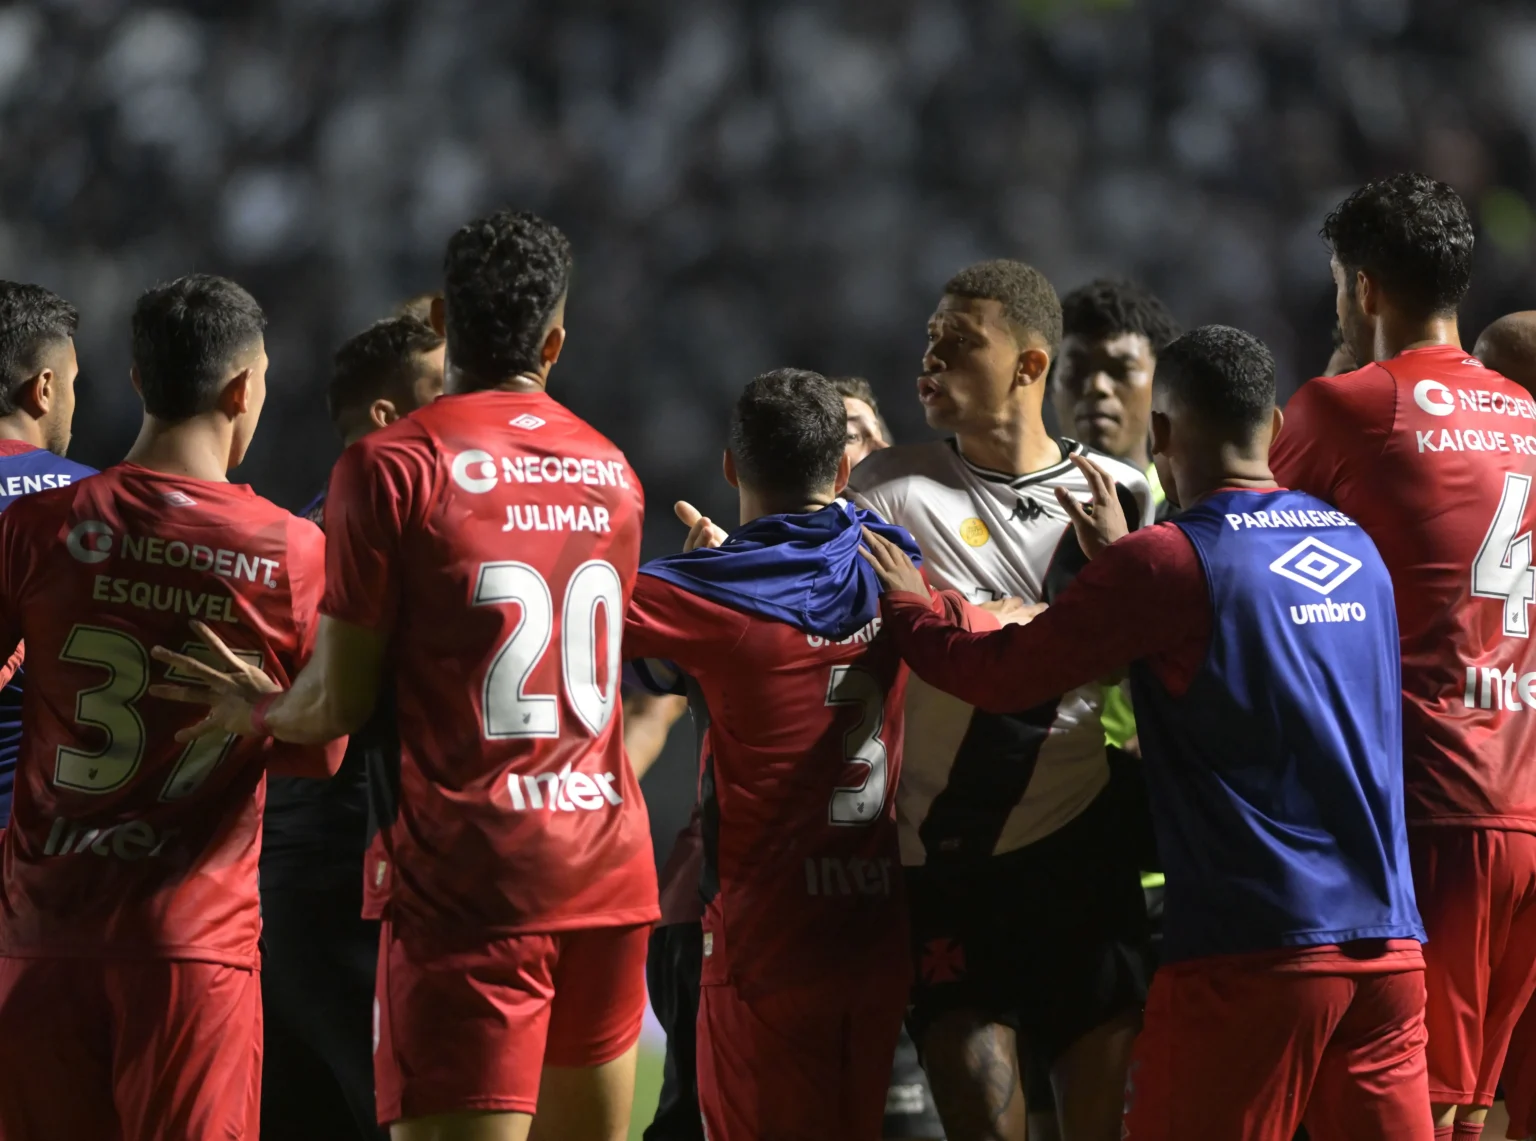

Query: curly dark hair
left=442, top=210, right=573, bottom=387
left=329, top=315, right=444, bottom=429
left=1322, top=173, right=1474, bottom=318
left=943, top=259, right=1062, bottom=355
left=729, top=368, right=846, bottom=496
left=1060, top=278, right=1181, bottom=353
left=131, top=274, right=267, bottom=421
left=1157, top=325, right=1275, bottom=435
left=0, top=282, right=78, bottom=417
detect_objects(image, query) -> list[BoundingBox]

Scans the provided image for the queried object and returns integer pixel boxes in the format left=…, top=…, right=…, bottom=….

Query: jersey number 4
left=1474, top=472, right=1536, bottom=637
left=474, top=559, right=623, bottom=739
left=56, top=625, right=262, bottom=799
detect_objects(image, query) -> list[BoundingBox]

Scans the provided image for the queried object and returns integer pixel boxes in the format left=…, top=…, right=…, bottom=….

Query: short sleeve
left=320, top=426, right=434, bottom=634
left=1271, top=367, right=1396, bottom=504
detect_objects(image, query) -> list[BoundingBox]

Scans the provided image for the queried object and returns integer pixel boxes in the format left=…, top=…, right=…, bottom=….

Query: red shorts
left=1411, top=826, right=1536, bottom=1107
left=1123, top=949, right=1431, bottom=1141
left=697, top=976, right=907, bottom=1141
left=373, top=921, right=650, bottom=1124
left=1505, top=998, right=1536, bottom=1138
left=0, top=955, right=261, bottom=1140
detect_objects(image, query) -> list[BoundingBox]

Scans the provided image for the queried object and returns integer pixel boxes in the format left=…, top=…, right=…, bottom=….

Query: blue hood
left=638, top=500, right=922, bottom=640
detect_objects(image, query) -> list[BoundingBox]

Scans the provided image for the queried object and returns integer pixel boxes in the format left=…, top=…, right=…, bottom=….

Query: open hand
left=1055, top=454, right=1128, bottom=560
left=859, top=527, right=928, bottom=596
left=675, top=500, right=728, bottom=553
left=148, top=620, right=280, bottom=742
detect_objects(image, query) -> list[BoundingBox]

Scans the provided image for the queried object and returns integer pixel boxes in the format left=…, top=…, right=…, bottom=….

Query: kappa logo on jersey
left=451, top=449, right=499, bottom=494
left=1414, top=379, right=1457, bottom=417
left=65, top=519, right=114, bottom=564
left=506, top=762, right=624, bottom=813
left=509, top=413, right=546, bottom=430
left=1011, top=497, right=1046, bottom=525
left=1269, top=537, right=1363, bottom=596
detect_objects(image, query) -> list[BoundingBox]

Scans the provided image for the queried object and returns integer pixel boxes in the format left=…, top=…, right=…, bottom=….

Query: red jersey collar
left=0, top=441, right=40, bottom=458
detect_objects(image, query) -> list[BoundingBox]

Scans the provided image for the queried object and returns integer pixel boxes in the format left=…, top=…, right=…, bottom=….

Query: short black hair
left=1322, top=172, right=1474, bottom=318
left=131, top=275, right=266, bottom=420
left=443, top=210, right=572, bottom=387
left=729, top=369, right=846, bottom=496
left=329, top=316, right=444, bottom=428
left=1156, top=325, right=1275, bottom=436
left=0, top=282, right=78, bottom=417
left=943, top=260, right=1063, bottom=355
left=1060, top=279, right=1181, bottom=353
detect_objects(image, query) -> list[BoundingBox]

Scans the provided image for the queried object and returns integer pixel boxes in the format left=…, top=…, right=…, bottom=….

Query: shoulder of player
left=1288, top=362, right=1397, bottom=419
left=847, top=440, right=952, bottom=495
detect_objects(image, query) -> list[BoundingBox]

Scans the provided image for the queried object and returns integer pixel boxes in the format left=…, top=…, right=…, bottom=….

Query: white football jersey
left=847, top=438, right=1153, bottom=865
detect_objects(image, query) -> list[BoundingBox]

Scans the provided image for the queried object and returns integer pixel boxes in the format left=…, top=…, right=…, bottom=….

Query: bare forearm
left=260, top=615, right=385, bottom=744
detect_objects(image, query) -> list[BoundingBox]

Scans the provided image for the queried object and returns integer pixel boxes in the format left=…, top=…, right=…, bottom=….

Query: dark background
left=4, top=0, right=1534, bottom=853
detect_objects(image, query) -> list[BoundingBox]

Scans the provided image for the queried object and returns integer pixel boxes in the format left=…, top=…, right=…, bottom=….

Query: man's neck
left=1178, top=446, right=1278, bottom=508
left=1375, top=314, right=1461, bottom=363
left=955, top=414, right=1060, bottom=477
left=0, top=414, right=45, bottom=451
left=738, top=488, right=838, bottom=526
left=123, top=416, right=232, bottom=482
left=448, top=368, right=547, bottom=396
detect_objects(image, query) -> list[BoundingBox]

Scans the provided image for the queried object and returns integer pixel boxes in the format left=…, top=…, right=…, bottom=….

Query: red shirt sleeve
left=321, top=424, right=435, bottom=633
left=623, top=574, right=749, bottom=675
left=0, top=497, right=37, bottom=671
left=1270, top=367, right=1396, bottom=503
left=881, top=522, right=1210, bottom=712
left=268, top=516, right=347, bottom=778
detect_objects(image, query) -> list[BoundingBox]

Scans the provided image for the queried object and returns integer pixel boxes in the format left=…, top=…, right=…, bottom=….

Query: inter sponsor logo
left=505, top=762, right=624, bottom=812
left=803, top=855, right=894, bottom=897
left=1464, top=665, right=1536, bottom=711
left=1289, top=599, right=1368, bottom=626
left=42, top=815, right=179, bottom=860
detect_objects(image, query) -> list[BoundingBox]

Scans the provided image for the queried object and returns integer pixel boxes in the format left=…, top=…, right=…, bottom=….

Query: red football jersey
left=0, top=465, right=339, bottom=965
left=1272, top=345, right=1536, bottom=829
left=624, top=579, right=988, bottom=991
left=322, top=389, right=657, bottom=937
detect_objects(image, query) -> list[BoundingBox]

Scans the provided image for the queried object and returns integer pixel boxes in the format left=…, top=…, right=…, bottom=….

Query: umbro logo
left=161, top=491, right=196, bottom=507
left=1011, top=497, right=1046, bottom=525
left=509, top=414, right=546, bottom=431
left=1269, top=537, right=1362, bottom=596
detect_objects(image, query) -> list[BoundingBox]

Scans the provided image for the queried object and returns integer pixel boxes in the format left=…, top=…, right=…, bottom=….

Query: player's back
left=322, top=389, right=655, bottom=939
left=0, top=463, right=331, bottom=964
left=0, top=442, right=96, bottom=824
left=1273, top=345, right=1536, bottom=827
left=625, top=503, right=927, bottom=992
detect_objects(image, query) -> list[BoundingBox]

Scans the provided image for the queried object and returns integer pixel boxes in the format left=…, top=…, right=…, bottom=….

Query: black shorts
left=260, top=880, right=384, bottom=1141
left=905, top=786, right=1151, bottom=1069
left=644, top=921, right=944, bottom=1141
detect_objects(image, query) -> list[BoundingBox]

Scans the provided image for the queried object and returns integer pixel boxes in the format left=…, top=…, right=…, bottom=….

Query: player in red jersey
left=623, top=369, right=995, bottom=1141
left=1475, top=312, right=1536, bottom=398
left=157, top=211, right=657, bottom=1141
left=1270, top=172, right=1536, bottom=1140
left=0, top=274, right=343, bottom=1140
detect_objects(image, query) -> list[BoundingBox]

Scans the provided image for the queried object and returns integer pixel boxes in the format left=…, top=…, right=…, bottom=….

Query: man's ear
left=723, top=449, right=739, bottom=489
left=429, top=295, right=446, bottom=336
left=220, top=369, right=252, bottom=417
left=130, top=365, right=143, bottom=396
left=1356, top=269, right=1380, bottom=318
left=1015, top=346, right=1052, bottom=387
left=368, top=398, right=401, bottom=431
left=541, top=324, right=566, bottom=369
left=1270, top=404, right=1285, bottom=441
left=833, top=450, right=851, bottom=495
left=18, top=369, right=53, bottom=418
left=1150, top=408, right=1172, bottom=456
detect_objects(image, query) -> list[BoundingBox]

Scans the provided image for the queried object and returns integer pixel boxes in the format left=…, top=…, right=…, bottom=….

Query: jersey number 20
left=474, top=559, right=623, bottom=740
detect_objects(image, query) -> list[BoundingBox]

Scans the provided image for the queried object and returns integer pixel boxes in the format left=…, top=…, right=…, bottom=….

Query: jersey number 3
left=1474, top=472, right=1536, bottom=638
left=475, top=559, right=623, bottom=740
left=825, top=664, right=888, bottom=825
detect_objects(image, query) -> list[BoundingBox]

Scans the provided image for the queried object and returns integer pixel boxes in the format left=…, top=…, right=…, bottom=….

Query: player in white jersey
left=848, top=261, right=1152, bottom=1141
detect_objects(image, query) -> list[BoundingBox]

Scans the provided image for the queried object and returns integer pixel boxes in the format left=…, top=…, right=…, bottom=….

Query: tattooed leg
left=920, top=1011, right=1026, bottom=1141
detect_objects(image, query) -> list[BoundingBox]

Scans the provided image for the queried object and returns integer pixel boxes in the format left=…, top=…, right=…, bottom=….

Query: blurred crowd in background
left=3, top=0, right=1535, bottom=834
